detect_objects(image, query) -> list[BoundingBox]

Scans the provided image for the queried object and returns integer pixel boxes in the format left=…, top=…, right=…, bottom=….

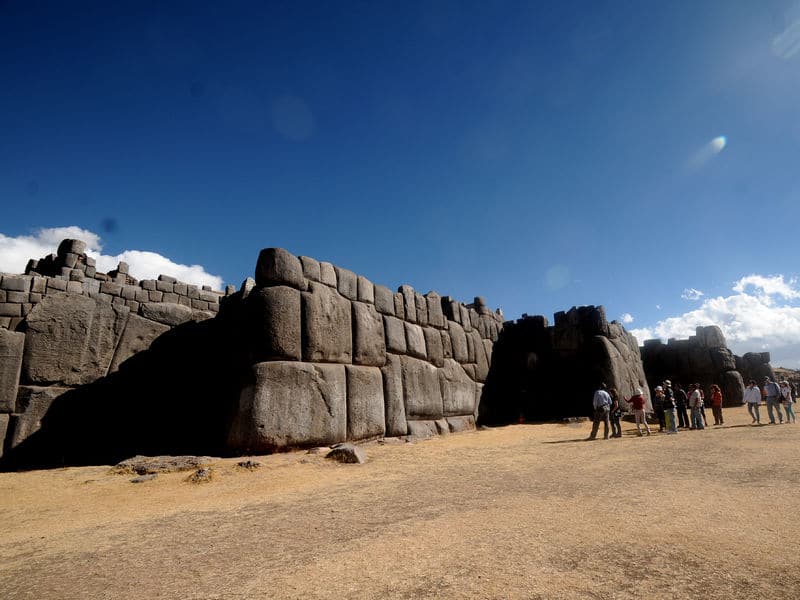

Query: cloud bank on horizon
left=0, top=227, right=224, bottom=290
left=629, top=275, right=800, bottom=368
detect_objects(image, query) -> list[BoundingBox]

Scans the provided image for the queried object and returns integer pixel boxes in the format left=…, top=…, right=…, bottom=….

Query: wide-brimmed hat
left=655, top=386, right=663, bottom=391
left=664, top=379, right=671, bottom=386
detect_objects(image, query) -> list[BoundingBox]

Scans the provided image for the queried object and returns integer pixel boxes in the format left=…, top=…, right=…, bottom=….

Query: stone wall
left=225, top=247, right=503, bottom=453
left=0, top=240, right=502, bottom=468
left=478, top=305, right=651, bottom=424
left=639, top=326, right=756, bottom=407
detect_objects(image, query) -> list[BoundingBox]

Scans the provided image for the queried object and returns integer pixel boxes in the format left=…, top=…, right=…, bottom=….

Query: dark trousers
left=589, top=407, right=610, bottom=439
left=676, top=405, right=689, bottom=428
left=712, top=405, right=723, bottom=425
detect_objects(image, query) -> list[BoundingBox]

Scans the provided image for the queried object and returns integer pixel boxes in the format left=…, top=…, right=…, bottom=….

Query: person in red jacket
left=628, top=388, right=651, bottom=436
left=710, top=384, right=724, bottom=426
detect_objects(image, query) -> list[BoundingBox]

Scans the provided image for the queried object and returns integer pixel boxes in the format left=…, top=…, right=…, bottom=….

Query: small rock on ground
left=112, top=455, right=215, bottom=475
left=187, top=467, right=213, bottom=483
left=325, top=444, right=366, bottom=464
left=130, top=474, right=157, bottom=484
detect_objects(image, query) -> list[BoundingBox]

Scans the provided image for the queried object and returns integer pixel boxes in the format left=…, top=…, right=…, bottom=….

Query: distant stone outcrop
left=478, top=306, right=651, bottom=424
left=638, top=326, right=771, bottom=406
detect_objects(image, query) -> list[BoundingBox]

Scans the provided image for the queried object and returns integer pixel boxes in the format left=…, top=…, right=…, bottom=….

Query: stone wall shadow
left=1, top=308, right=248, bottom=471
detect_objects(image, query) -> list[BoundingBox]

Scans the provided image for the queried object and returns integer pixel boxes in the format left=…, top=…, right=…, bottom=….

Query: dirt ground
left=1, top=404, right=798, bottom=600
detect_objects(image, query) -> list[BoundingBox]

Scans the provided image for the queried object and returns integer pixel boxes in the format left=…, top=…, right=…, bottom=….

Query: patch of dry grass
left=1, top=405, right=798, bottom=599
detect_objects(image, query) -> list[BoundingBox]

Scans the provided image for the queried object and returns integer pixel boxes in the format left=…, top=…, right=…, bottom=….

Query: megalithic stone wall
left=478, top=305, right=651, bottom=425
left=226, top=248, right=503, bottom=453
left=639, top=326, right=752, bottom=407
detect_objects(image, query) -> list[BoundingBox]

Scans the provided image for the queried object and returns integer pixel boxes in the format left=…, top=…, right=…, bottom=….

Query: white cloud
left=681, top=288, right=705, bottom=301
left=620, top=313, right=634, bottom=324
left=632, top=273, right=800, bottom=368
left=0, top=227, right=224, bottom=290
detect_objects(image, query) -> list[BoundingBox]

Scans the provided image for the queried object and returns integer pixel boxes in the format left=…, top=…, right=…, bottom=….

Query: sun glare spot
left=711, top=136, right=727, bottom=153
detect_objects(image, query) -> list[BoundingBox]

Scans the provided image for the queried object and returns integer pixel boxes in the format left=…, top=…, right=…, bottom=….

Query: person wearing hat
left=780, top=379, right=796, bottom=424
left=688, top=383, right=705, bottom=429
left=653, top=385, right=666, bottom=432
left=628, top=388, right=651, bottom=436
left=763, top=376, right=783, bottom=424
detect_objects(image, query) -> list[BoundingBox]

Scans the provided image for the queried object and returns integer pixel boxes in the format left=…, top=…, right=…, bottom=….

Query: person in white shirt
left=587, top=383, right=612, bottom=440
left=743, top=379, right=761, bottom=424
left=688, top=384, right=704, bottom=430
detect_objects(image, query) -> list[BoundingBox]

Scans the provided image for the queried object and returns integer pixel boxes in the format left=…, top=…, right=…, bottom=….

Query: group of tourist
left=587, top=376, right=798, bottom=440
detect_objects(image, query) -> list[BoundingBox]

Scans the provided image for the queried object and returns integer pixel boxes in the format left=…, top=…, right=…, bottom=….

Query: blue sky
left=2, top=1, right=800, bottom=364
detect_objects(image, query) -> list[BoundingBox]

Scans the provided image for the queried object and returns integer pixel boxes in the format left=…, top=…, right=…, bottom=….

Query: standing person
left=587, top=383, right=612, bottom=440
left=688, top=384, right=705, bottom=429
left=674, top=382, right=689, bottom=429
left=743, top=380, right=761, bottom=424
left=696, top=383, right=708, bottom=427
left=663, top=380, right=678, bottom=434
left=653, top=386, right=666, bottom=432
left=780, top=380, right=796, bottom=424
left=710, top=384, right=724, bottom=426
left=629, top=388, right=651, bottom=436
left=764, top=377, right=783, bottom=424
left=609, top=387, right=622, bottom=438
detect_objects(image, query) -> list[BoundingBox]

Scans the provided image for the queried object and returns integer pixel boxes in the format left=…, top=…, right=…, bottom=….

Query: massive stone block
left=415, top=292, right=428, bottom=326
left=345, top=365, right=385, bottom=441
left=255, top=248, right=307, bottom=290
left=426, top=292, right=445, bottom=328
left=399, top=285, right=416, bottom=323
left=440, top=358, right=476, bottom=416
left=8, top=386, right=70, bottom=449
left=228, top=362, right=346, bottom=452
left=335, top=266, right=358, bottom=301
left=299, top=256, right=321, bottom=282
left=393, top=292, right=405, bottom=320
left=383, top=315, right=407, bottom=355
left=423, top=327, right=444, bottom=367
left=247, top=286, right=302, bottom=362
left=400, top=356, right=443, bottom=420
left=302, top=282, right=352, bottom=363
left=374, top=285, right=395, bottom=316
left=441, top=329, right=453, bottom=359
left=721, top=370, right=745, bottom=407
left=0, top=329, right=24, bottom=413
left=404, top=322, right=427, bottom=360
left=319, top=262, right=337, bottom=288
left=449, top=321, right=468, bottom=363
left=471, top=330, right=489, bottom=382
left=352, top=302, right=386, bottom=367
left=381, top=354, right=407, bottom=436
left=357, top=275, right=374, bottom=304
left=22, top=294, right=129, bottom=386
left=140, top=302, right=193, bottom=327
left=108, top=314, right=171, bottom=373
left=700, top=325, right=727, bottom=348
left=710, top=347, right=736, bottom=372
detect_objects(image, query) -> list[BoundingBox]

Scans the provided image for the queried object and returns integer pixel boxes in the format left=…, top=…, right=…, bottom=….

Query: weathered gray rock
left=441, top=329, right=453, bottom=359
left=400, top=356, right=443, bottom=419
left=113, top=455, right=215, bottom=474
left=140, top=302, right=193, bottom=326
left=700, top=325, right=727, bottom=348
left=446, top=415, right=476, bottom=433
left=357, top=275, right=374, bottom=304
left=335, top=266, right=358, bottom=301
left=406, top=420, right=438, bottom=439
left=299, top=256, right=321, bottom=282
left=319, top=262, right=337, bottom=287
left=448, top=321, right=468, bottom=363
left=440, top=358, right=476, bottom=416
left=426, top=292, right=445, bottom=328
left=8, top=386, right=69, bottom=449
left=22, top=294, right=129, bottom=385
left=247, top=286, right=302, bottom=362
left=423, top=327, right=444, bottom=367
left=721, top=369, right=745, bottom=406
left=345, top=365, right=385, bottom=441
left=404, top=322, right=427, bottom=360
left=415, top=292, right=428, bottom=326
left=352, top=302, right=386, bottom=366
left=228, top=361, right=347, bottom=452
left=0, top=329, right=25, bottom=412
left=374, top=285, right=395, bottom=316
left=302, top=282, right=352, bottom=363
left=239, top=277, right=257, bottom=299
left=710, top=347, right=736, bottom=372
left=326, top=443, right=366, bottom=464
left=381, top=354, right=407, bottom=437
left=383, top=315, right=407, bottom=355
left=399, top=285, right=416, bottom=323
left=0, top=414, right=9, bottom=459
left=471, top=330, right=489, bottom=382
left=465, top=330, right=476, bottom=364
left=57, top=239, right=86, bottom=257
left=393, top=292, right=405, bottom=320
left=460, top=305, right=472, bottom=332
left=108, top=314, right=171, bottom=373
left=255, top=248, right=307, bottom=290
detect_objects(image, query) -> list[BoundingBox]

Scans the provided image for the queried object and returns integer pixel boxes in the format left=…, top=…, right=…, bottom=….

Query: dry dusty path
left=1, top=405, right=798, bottom=599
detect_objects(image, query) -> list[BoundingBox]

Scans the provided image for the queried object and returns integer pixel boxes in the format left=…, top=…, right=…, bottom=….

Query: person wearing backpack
left=764, top=377, right=783, bottom=424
